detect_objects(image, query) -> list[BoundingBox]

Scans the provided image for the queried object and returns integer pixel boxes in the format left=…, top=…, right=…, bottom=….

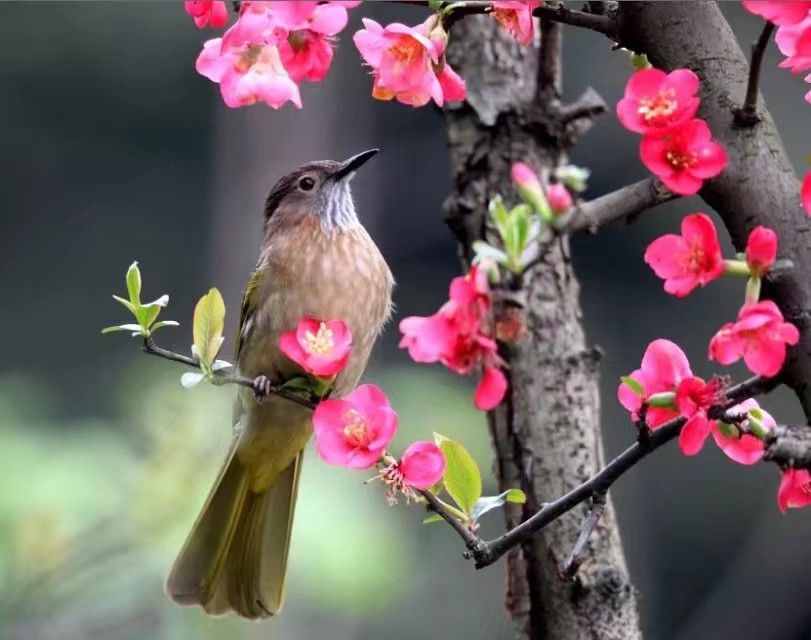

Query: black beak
left=333, top=148, right=379, bottom=181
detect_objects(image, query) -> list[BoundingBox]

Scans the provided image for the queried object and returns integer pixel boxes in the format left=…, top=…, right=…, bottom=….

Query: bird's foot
left=252, top=375, right=273, bottom=402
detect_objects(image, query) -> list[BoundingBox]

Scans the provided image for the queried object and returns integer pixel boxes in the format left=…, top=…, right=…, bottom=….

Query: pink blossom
left=745, top=226, right=778, bottom=276
left=742, top=1, right=811, bottom=26
left=491, top=1, right=541, bottom=45
left=803, top=170, right=811, bottom=216
left=398, top=441, right=446, bottom=489
left=399, top=266, right=507, bottom=411
left=511, top=162, right=541, bottom=191
left=271, top=1, right=359, bottom=83
left=312, top=384, right=398, bottom=469
left=616, top=68, right=700, bottom=136
left=775, top=16, right=811, bottom=73
left=618, top=339, right=692, bottom=429
left=547, top=183, right=573, bottom=214
left=777, top=467, right=811, bottom=512
left=279, top=317, right=352, bottom=377
left=709, top=301, right=800, bottom=377
left=353, top=17, right=466, bottom=107
left=185, top=0, right=228, bottom=29
left=711, top=399, right=774, bottom=465
left=644, top=213, right=725, bottom=297
left=640, top=119, right=727, bottom=195
left=196, top=38, right=302, bottom=109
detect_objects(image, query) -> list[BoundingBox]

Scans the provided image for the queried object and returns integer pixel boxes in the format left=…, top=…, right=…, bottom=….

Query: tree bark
left=618, top=1, right=811, bottom=420
left=443, top=16, right=642, bottom=640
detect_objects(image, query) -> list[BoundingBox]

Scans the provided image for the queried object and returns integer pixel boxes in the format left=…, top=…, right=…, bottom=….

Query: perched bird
left=166, top=149, right=393, bottom=619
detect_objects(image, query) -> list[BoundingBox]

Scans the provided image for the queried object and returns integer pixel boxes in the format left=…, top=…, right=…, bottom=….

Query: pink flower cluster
left=743, top=1, right=811, bottom=103
left=400, top=266, right=508, bottom=411
left=312, top=385, right=446, bottom=497
left=353, top=17, right=466, bottom=107
left=617, top=67, right=727, bottom=195
left=193, top=1, right=361, bottom=109
left=277, top=318, right=446, bottom=499
left=618, top=340, right=774, bottom=461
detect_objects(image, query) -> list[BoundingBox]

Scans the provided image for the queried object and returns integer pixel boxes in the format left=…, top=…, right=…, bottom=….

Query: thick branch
left=734, top=22, right=776, bottom=127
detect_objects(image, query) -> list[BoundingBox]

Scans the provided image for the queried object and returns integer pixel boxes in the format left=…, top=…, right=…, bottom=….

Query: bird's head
left=264, top=148, right=379, bottom=232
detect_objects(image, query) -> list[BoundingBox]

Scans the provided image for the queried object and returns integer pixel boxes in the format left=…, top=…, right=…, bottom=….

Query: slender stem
left=734, top=22, right=776, bottom=127
left=419, top=489, right=486, bottom=556
left=559, top=492, right=606, bottom=579
left=142, top=337, right=316, bottom=409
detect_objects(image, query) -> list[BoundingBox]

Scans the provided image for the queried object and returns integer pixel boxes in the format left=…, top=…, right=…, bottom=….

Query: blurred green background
left=2, top=2, right=811, bottom=639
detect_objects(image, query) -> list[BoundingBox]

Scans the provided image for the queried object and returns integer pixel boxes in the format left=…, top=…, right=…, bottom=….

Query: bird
left=165, top=149, right=393, bottom=619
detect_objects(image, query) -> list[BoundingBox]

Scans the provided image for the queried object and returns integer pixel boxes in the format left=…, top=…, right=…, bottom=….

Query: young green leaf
left=422, top=513, right=444, bottom=525
left=472, top=241, right=509, bottom=265
left=126, top=261, right=142, bottom=305
left=150, top=320, right=179, bottom=333
left=470, top=488, right=527, bottom=522
left=180, top=372, right=206, bottom=389
left=101, top=323, right=146, bottom=336
left=434, top=433, right=482, bottom=515
left=620, top=376, right=644, bottom=397
left=193, top=288, right=226, bottom=373
left=112, top=294, right=137, bottom=316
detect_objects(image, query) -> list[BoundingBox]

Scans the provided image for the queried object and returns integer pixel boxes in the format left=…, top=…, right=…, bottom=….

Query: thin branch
left=562, top=177, right=677, bottom=234
left=559, top=492, right=606, bottom=579
left=390, top=1, right=617, bottom=39
left=142, top=337, right=316, bottom=409
left=538, top=18, right=563, bottom=98
left=466, top=374, right=780, bottom=569
left=733, top=22, right=775, bottom=127
left=419, top=489, right=487, bottom=556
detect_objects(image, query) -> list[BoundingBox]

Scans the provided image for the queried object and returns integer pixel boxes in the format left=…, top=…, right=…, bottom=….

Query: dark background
left=2, top=2, right=810, bottom=639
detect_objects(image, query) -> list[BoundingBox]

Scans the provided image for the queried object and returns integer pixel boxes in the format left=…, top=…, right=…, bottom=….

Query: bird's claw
left=252, top=375, right=273, bottom=402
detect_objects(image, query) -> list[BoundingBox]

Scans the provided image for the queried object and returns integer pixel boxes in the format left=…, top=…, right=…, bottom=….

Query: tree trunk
left=618, top=1, right=811, bottom=420
left=443, top=16, right=642, bottom=640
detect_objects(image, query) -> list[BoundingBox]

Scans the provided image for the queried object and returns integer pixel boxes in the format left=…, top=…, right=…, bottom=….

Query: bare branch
left=559, top=492, right=606, bottom=579
left=562, top=177, right=677, bottom=234
left=734, top=22, right=776, bottom=127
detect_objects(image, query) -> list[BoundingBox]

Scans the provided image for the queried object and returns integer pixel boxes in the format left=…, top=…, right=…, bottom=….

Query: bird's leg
left=252, top=375, right=273, bottom=402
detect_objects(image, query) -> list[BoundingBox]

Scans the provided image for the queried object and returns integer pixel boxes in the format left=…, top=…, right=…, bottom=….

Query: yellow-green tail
left=165, top=442, right=302, bottom=619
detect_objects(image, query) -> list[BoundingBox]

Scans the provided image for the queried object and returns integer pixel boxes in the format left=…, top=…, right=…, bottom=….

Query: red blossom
left=618, top=339, right=692, bottom=429
left=399, top=266, right=507, bottom=411
left=644, top=213, right=725, bottom=297
left=775, top=15, right=811, bottom=73
left=279, top=317, right=352, bottom=377
left=675, top=376, right=724, bottom=456
left=711, top=399, right=774, bottom=465
left=709, top=301, right=800, bottom=377
left=616, top=68, right=700, bottom=136
left=802, top=170, right=811, bottom=216
left=639, top=119, right=727, bottom=195
left=745, top=225, right=778, bottom=276
left=398, top=441, right=446, bottom=489
left=777, top=467, right=811, bottom=512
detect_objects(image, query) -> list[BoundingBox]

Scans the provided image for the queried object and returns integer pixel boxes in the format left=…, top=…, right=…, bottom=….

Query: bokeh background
left=2, top=2, right=811, bottom=639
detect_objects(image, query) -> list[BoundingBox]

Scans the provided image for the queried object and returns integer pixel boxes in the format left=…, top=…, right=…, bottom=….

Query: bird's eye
left=298, top=176, right=316, bottom=191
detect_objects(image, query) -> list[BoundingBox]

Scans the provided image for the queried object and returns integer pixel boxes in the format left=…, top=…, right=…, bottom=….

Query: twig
left=142, top=337, right=316, bottom=409
left=559, top=492, right=606, bottom=579
left=733, top=22, right=775, bottom=127
left=419, top=489, right=488, bottom=557
left=467, top=374, right=779, bottom=569
left=562, top=177, right=677, bottom=235
left=538, top=18, right=563, bottom=98
left=390, top=1, right=618, bottom=39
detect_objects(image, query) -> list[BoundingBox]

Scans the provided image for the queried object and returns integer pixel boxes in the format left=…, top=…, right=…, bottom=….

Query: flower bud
left=547, top=183, right=573, bottom=215
left=745, top=225, right=777, bottom=276
left=511, top=162, right=552, bottom=221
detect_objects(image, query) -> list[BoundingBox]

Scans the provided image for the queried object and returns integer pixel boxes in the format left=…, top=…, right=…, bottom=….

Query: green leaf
left=193, top=288, right=226, bottom=373
left=630, top=52, right=651, bottom=71
left=427, top=0, right=443, bottom=10
left=512, top=205, right=531, bottom=256
left=126, top=261, right=142, bottom=305
left=151, top=320, right=179, bottom=333
left=434, top=433, right=482, bottom=515
left=112, top=295, right=137, bottom=316
left=505, top=488, right=526, bottom=504
left=470, top=488, right=526, bottom=522
left=488, top=196, right=510, bottom=237
left=180, top=372, right=206, bottom=389
left=422, top=513, right=444, bottom=525
left=472, top=241, right=508, bottom=265
left=620, top=376, right=644, bottom=397
left=101, top=323, right=145, bottom=335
